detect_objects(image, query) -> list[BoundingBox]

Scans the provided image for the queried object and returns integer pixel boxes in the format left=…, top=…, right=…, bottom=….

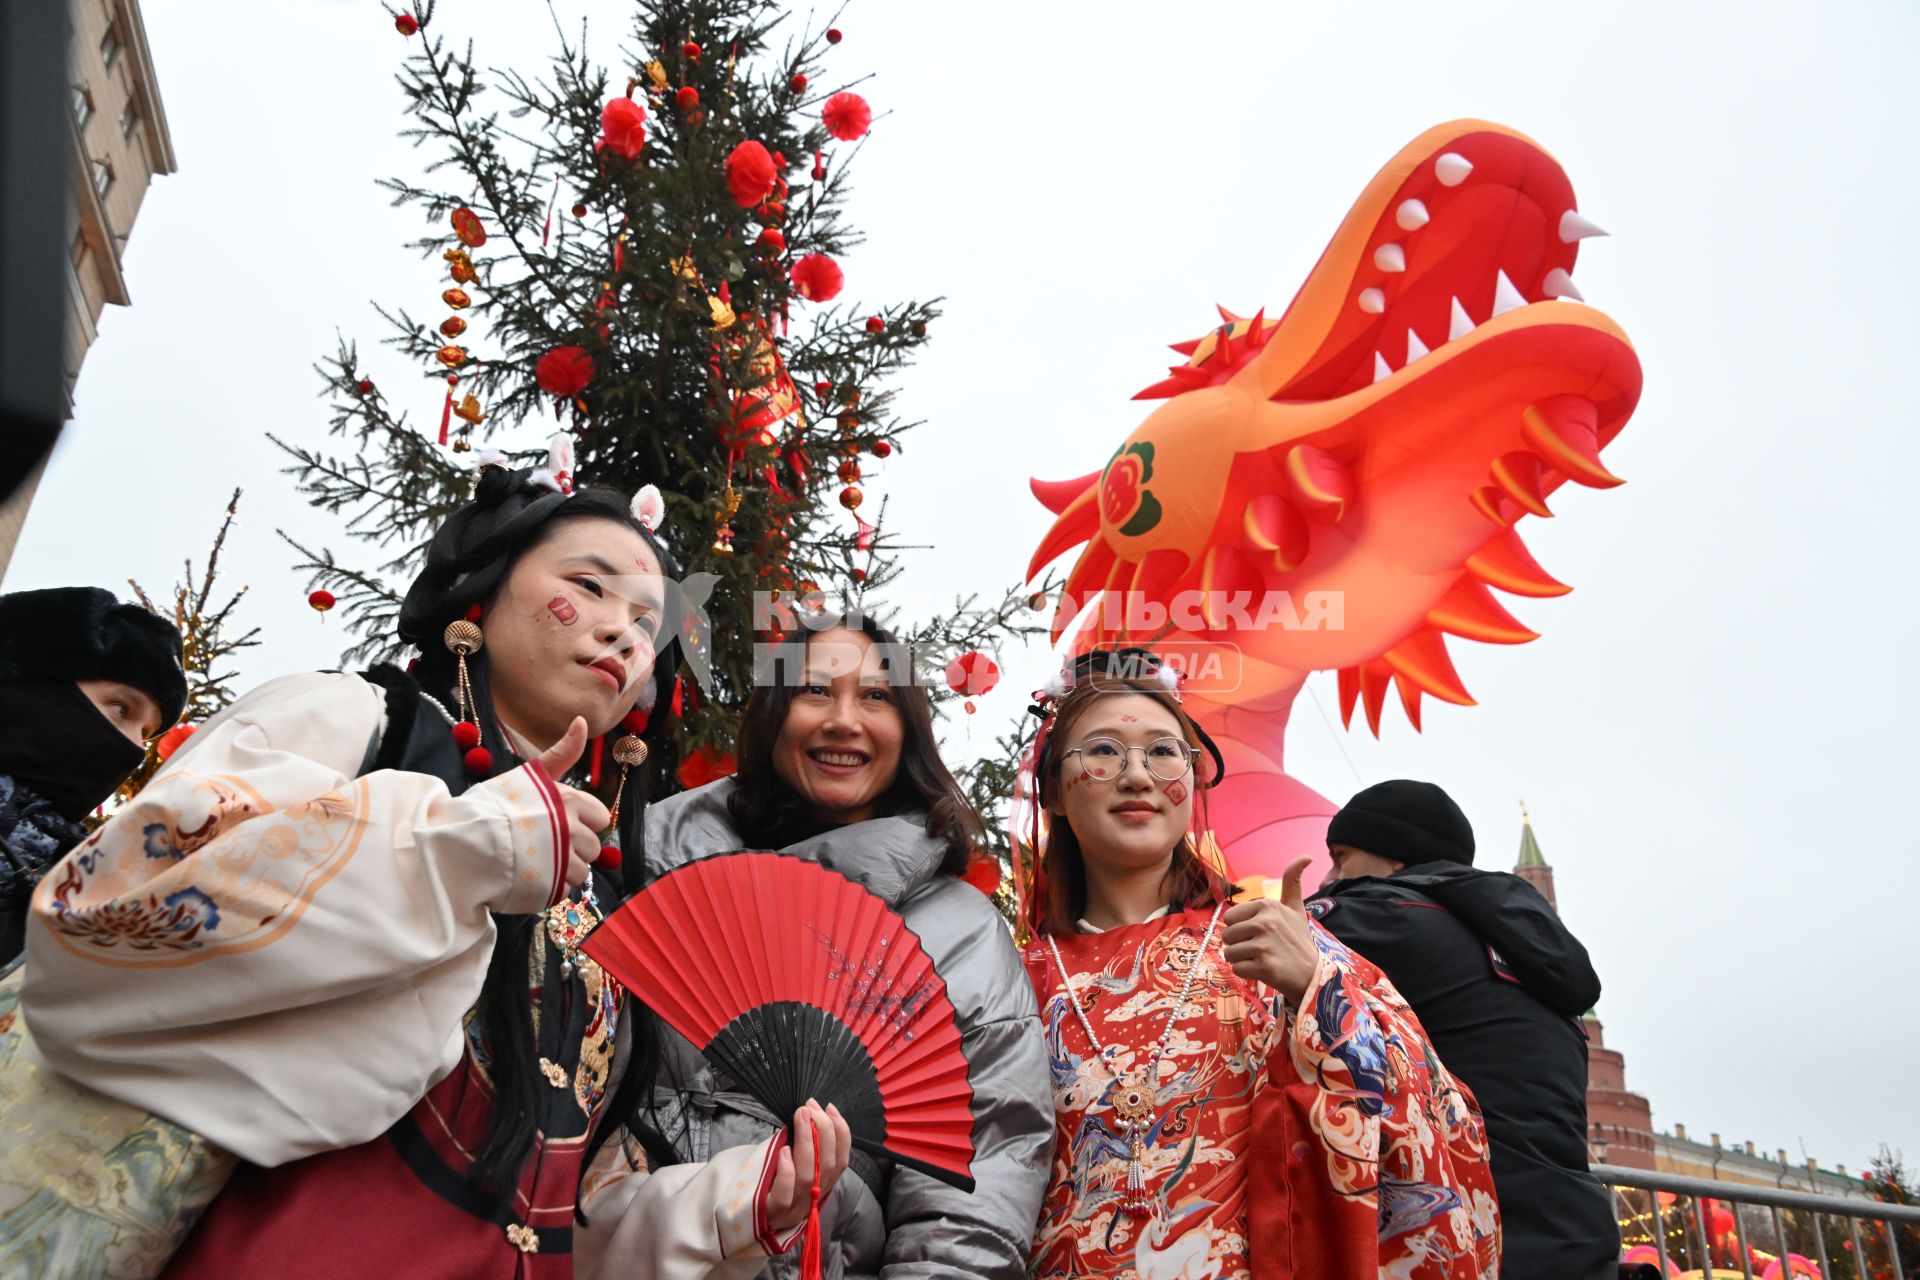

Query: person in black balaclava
left=1308, top=780, right=1618, bottom=1280
left=0, top=586, right=187, bottom=963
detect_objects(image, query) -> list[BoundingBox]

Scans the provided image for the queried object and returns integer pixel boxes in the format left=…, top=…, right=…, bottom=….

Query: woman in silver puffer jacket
left=639, top=614, right=1052, bottom=1279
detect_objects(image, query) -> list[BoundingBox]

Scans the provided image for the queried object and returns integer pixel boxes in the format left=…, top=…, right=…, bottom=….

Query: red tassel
left=588, top=734, right=605, bottom=789
left=438, top=389, right=453, bottom=445
left=800, top=1118, right=824, bottom=1280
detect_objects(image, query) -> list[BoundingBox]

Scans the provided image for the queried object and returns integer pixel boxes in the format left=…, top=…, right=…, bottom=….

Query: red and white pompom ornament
left=822, top=92, right=871, bottom=141
left=725, top=141, right=778, bottom=208
left=945, top=651, right=1001, bottom=698
left=463, top=747, right=494, bottom=778
left=535, top=345, right=595, bottom=398
left=790, top=253, right=844, bottom=302
left=599, top=97, right=647, bottom=160
left=308, top=589, right=336, bottom=613
left=452, top=721, right=482, bottom=750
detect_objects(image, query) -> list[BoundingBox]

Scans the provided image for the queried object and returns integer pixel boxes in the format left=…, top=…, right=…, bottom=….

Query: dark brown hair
left=1034, top=677, right=1226, bottom=937
left=726, top=612, right=984, bottom=873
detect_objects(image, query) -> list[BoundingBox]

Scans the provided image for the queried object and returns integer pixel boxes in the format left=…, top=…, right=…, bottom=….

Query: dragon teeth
left=1396, top=199, right=1430, bottom=231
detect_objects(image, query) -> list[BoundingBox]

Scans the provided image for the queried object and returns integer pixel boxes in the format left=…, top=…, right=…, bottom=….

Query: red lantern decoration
left=571, top=201, right=587, bottom=218
left=535, top=345, right=594, bottom=398
left=721, top=320, right=800, bottom=450
left=789, top=73, right=808, bottom=92
left=682, top=41, right=701, bottom=58
left=599, top=97, right=647, bottom=160
left=756, top=227, right=786, bottom=253
left=354, top=378, right=374, bottom=396
left=675, top=86, right=699, bottom=109
left=450, top=207, right=487, bottom=248
left=394, top=13, right=419, bottom=36
left=826, top=27, right=843, bottom=43
left=155, top=724, right=196, bottom=762
left=945, top=651, right=1001, bottom=697
left=822, top=92, right=872, bottom=141
left=872, top=439, right=893, bottom=458
left=864, top=316, right=884, bottom=334
left=789, top=253, right=844, bottom=302
left=442, top=288, right=471, bottom=309
left=838, top=484, right=864, bottom=510
left=308, top=589, right=336, bottom=613
left=725, top=141, right=778, bottom=208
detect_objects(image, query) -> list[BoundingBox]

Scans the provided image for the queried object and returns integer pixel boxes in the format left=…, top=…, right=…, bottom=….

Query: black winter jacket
left=1309, top=862, right=1616, bottom=1280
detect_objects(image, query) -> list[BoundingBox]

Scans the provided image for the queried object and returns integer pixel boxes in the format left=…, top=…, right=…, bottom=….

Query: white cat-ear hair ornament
left=630, top=484, right=665, bottom=532
left=528, top=431, right=576, bottom=495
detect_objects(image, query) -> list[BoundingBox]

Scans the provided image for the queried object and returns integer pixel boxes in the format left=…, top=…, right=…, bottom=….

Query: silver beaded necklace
left=1045, top=900, right=1227, bottom=1217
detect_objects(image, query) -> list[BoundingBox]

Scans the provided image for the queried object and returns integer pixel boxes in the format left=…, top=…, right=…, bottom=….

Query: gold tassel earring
left=444, top=606, right=489, bottom=777
left=597, top=710, right=651, bottom=868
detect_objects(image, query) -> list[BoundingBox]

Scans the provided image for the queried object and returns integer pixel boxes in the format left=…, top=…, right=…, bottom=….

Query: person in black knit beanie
left=0, top=586, right=186, bottom=963
left=1311, top=780, right=1618, bottom=1280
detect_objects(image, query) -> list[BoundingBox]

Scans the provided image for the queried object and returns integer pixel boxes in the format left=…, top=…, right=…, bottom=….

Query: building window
left=120, top=99, right=139, bottom=138
left=72, top=84, right=94, bottom=127
left=100, top=25, right=123, bottom=71
left=91, top=159, right=114, bottom=198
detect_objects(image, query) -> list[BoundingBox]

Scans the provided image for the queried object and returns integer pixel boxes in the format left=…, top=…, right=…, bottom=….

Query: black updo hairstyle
left=395, top=462, right=687, bottom=1197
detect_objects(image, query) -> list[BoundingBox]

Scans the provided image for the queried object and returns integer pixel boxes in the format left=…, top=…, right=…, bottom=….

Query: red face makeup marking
left=1119, top=714, right=1139, bottom=723
left=1164, top=779, right=1190, bottom=806
left=547, top=596, right=578, bottom=625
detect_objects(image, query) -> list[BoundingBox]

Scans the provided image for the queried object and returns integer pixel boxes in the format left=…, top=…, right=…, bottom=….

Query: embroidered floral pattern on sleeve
left=36, top=775, right=371, bottom=964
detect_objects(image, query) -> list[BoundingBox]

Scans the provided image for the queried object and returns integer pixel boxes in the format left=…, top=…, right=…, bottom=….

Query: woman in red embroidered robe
left=14, top=450, right=849, bottom=1278
left=1016, top=650, right=1499, bottom=1280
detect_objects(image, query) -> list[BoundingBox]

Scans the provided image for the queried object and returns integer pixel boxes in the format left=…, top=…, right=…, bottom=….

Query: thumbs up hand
left=533, top=717, right=613, bottom=891
left=1220, top=856, right=1319, bottom=1006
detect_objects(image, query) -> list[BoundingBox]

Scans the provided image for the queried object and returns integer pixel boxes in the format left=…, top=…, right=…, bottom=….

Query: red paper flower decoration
left=599, top=97, right=647, bottom=160
left=155, top=724, right=196, bottom=762
left=394, top=13, right=419, bottom=36
left=677, top=745, right=738, bottom=790
left=535, top=345, right=595, bottom=398
left=961, top=855, right=1001, bottom=893
left=308, top=589, right=336, bottom=613
left=789, top=253, right=844, bottom=302
left=450, top=207, right=487, bottom=248
left=725, top=141, right=777, bottom=208
left=945, top=651, right=1001, bottom=697
left=822, top=92, right=872, bottom=141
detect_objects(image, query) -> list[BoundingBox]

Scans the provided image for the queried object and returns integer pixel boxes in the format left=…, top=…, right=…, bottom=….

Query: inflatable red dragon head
left=1025, top=120, right=1644, bottom=884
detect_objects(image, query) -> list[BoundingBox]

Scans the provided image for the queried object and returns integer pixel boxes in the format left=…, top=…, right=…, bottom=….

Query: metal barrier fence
left=1592, top=1163, right=1920, bottom=1279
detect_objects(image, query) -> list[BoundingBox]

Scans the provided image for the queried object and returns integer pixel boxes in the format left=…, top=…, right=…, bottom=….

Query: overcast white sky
left=12, top=1, right=1918, bottom=1172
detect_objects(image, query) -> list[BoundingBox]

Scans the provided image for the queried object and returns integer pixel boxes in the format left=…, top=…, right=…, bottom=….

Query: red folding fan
left=582, top=850, right=977, bottom=1191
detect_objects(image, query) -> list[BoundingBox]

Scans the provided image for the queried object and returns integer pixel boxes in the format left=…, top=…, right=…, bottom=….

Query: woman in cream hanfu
left=8, top=441, right=848, bottom=1280
left=1016, top=649, right=1500, bottom=1280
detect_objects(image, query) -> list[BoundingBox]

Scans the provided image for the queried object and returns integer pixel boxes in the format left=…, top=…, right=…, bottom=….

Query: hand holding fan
left=582, top=851, right=977, bottom=1191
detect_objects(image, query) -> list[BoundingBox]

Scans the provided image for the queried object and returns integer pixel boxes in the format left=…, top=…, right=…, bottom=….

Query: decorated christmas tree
left=116, top=488, right=261, bottom=804
left=277, top=0, right=1046, bottom=807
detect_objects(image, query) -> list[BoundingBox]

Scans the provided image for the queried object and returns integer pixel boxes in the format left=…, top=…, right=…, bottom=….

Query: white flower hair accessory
left=630, top=484, right=665, bottom=532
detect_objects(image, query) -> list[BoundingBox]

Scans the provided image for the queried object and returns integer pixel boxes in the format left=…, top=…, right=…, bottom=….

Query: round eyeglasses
left=1061, top=735, right=1197, bottom=783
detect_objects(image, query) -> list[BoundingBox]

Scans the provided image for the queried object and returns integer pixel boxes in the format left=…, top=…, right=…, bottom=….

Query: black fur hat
left=0, top=587, right=187, bottom=725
